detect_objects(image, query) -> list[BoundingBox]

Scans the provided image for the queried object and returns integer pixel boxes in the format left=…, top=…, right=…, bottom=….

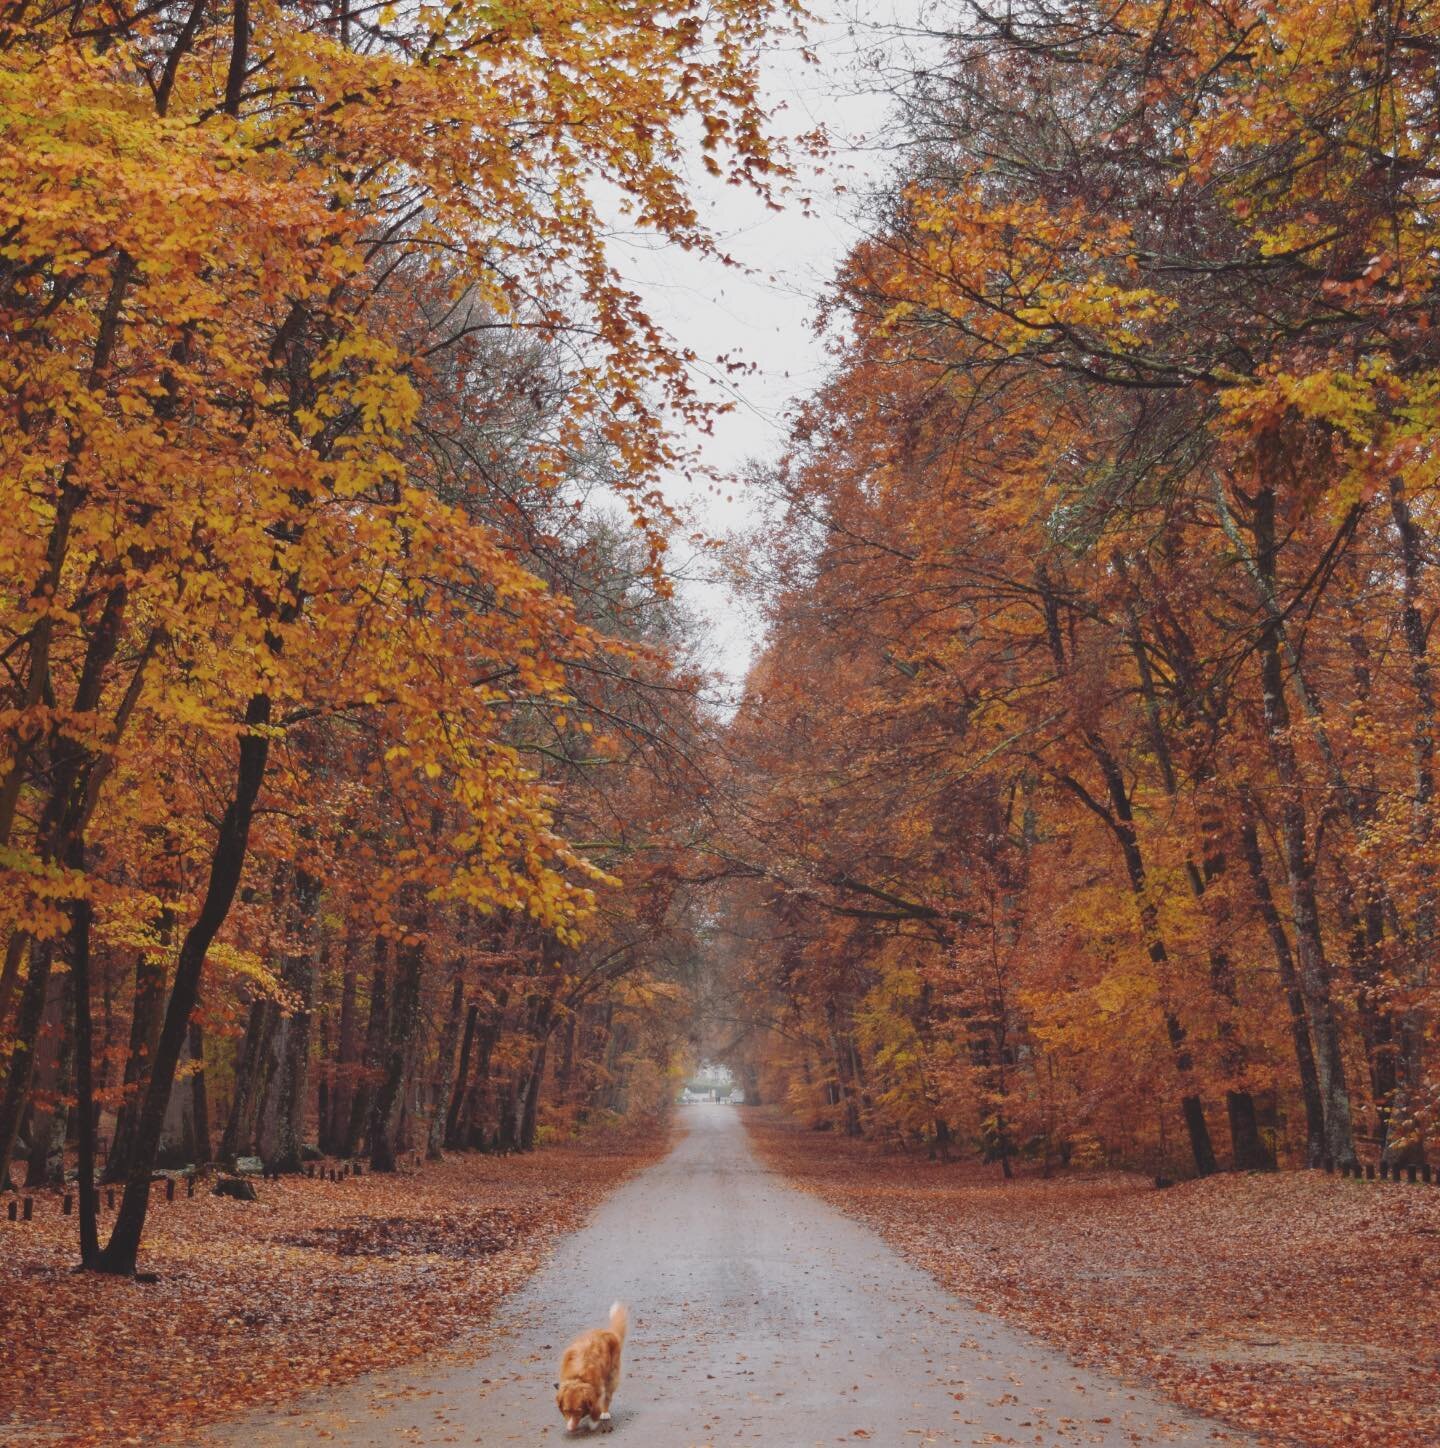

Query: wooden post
left=1407, top=1164, right=1419, bottom=1184
left=6, top=1201, right=15, bottom=1222
left=166, top=1178, right=175, bottom=1202
left=1424, top=1164, right=1434, bottom=1185
left=63, top=1193, right=73, bottom=1215
left=22, top=1197, right=32, bottom=1221
left=1365, top=1163, right=1375, bottom=1180
left=106, top=1188, right=115, bottom=1208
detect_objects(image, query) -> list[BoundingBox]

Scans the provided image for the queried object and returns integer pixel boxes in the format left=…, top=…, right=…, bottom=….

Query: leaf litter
left=747, top=1112, right=1440, bottom=1448
left=0, top=1127, right=668, bottom=1447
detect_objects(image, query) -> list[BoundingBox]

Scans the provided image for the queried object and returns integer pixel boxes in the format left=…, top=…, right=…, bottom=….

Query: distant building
left=679, top=1064, right=742, bottom=1104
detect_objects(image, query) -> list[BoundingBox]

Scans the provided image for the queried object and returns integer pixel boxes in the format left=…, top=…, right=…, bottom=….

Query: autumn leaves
left=7, top=0, right=1439, bottom=1299
left=1, top=0, right=786, bottom=1271
left=721, top=1, right=1440, bottom=1178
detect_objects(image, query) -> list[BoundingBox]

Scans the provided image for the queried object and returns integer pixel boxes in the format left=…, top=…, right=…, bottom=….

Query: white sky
left=609, top=3, right=936, bottom=707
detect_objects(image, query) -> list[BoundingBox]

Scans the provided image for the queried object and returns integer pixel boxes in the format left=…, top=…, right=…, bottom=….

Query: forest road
left=196, top=1106, right=1247, bottom=1448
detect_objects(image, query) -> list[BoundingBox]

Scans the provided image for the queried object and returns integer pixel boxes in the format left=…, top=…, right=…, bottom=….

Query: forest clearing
left=6, top=0, right=1440, bottom=1443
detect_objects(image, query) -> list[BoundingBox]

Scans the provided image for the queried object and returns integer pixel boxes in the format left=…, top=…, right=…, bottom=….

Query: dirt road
left=196, top=1107, right=1246, bottom=1446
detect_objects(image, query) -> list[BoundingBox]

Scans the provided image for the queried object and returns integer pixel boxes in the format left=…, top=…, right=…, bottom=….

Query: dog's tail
left=608, top=1300, right=628, bottom=1344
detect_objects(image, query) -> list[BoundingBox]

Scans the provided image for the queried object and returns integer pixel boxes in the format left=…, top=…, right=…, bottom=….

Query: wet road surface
left=196, top=1106, right=1247, bottom=1447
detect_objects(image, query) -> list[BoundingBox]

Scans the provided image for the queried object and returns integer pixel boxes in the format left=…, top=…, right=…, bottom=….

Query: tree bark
left=220, top=997, right=273, bottom=1161
left=269, top=866, right=321, bottom=1173
left=188, top=1017, right=211, bottom=1166
left=445, top=1002, right=480, bottom=1149
left=26, top=964, right=73, bottom=1189
left=343, top=948, right=389, bottom=1158
left=66, top=844, right=101, bottom=1265
left=0, top=933, right=27, bottom=1046
left=462, top=989, right=508, bottom=1148
left=0, top=941, right=57, bottom=1187
left=370, top=930, right=424, bottom=1174
left=325, top=957, right=359, bottom=1155
left=105, top=947, right=168, bottom=1182
left=427, top=972, right=464, bottom=1159
left=95, top=693, right=274, bottom=1275
left=1236, top=798, right=1326, bottom=1162
left=1122, top=576, right=1267, bottom=1169
left=519, top=1029, right=550, bottom=1152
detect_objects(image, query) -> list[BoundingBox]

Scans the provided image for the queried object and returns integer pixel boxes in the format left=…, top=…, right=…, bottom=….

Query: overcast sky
left=609, top=2, right=935, bottom=707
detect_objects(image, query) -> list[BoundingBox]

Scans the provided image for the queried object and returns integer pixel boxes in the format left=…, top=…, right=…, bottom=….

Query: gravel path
left=195, top=1107, right=1248, bottom=1447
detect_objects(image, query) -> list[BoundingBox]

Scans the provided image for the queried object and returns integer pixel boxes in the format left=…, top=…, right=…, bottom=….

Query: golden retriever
left=555, top=1301, right=627, bottom=1433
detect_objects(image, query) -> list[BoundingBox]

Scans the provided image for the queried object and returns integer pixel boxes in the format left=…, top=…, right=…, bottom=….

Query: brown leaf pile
left=747, top=1113, right=1440, bottom=1448
left=0, top=1127, right=668, bottom=1447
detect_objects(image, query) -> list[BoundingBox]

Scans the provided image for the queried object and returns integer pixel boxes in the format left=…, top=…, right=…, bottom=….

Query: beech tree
left=711, top=0, right=1440, bottom=1178
left=0, top=0, right=792, bottom=1272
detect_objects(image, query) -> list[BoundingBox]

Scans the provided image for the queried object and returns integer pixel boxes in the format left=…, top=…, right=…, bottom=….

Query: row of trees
left=714, top=0, right=1440, bottom=1178
left=0, top=0, right=788, bottom=1272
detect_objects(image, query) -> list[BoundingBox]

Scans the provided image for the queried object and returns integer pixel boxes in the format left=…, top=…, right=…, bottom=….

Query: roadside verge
left=1, top=1124, right=670, bottom=1447
left=745, top=1110, right=1440, bottom=1448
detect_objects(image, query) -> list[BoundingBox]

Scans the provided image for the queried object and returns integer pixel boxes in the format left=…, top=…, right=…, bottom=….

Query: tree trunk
left=1246, top=484, right=1357, bottom=1168
left=220, top=997, right=272, bottom=1162
left=26, top=963, right=73, bottom=1189
left=519, top=1028, right=551, bottom=1152
left=554, top=1009, right=579, bottom=1115
left=188, top=1017, right=211, bottom=1166
left=325, top=959, right=359, bottom=1155
left=427, top=972, right=464, bottom=1159
left=1337, top=880, right=1397, bottom=1145
left=445, top=1002, right=480, bottom=1150
left=1042, top=572, right=1216, bottom=1176
left=269, top=866, right=321, bottom=1173
left=824, top=1001, right=862, bottom=1137
left=1123, top=583, right=1267, bottom=1170
left=370, top=932, right=424, bottom=1174
left=95, top=693, right=274, bottom=1276
left=70, top=855, right=101, bottom=1267
left=1234, top=805, right=1327, bottom=1164
left=0, top=941, right=57, bottom=1188
left=462, top=990, right=508, bottom=1148
left=105, top=948, right=168, bottom=1182
left=1385, top=477, right=1433, bottom=1164
left=344, top=949, right=389, bottom=1158
left=1058, top=745, right=1219, bottom=1177
left=0, top=933, right=28, bottom=1047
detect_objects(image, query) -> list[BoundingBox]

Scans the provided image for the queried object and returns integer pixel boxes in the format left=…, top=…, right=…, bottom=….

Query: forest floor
left=747, top=1111, right=1440, bottom=1448
left=0, top=1123, right=670, bottom=1448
